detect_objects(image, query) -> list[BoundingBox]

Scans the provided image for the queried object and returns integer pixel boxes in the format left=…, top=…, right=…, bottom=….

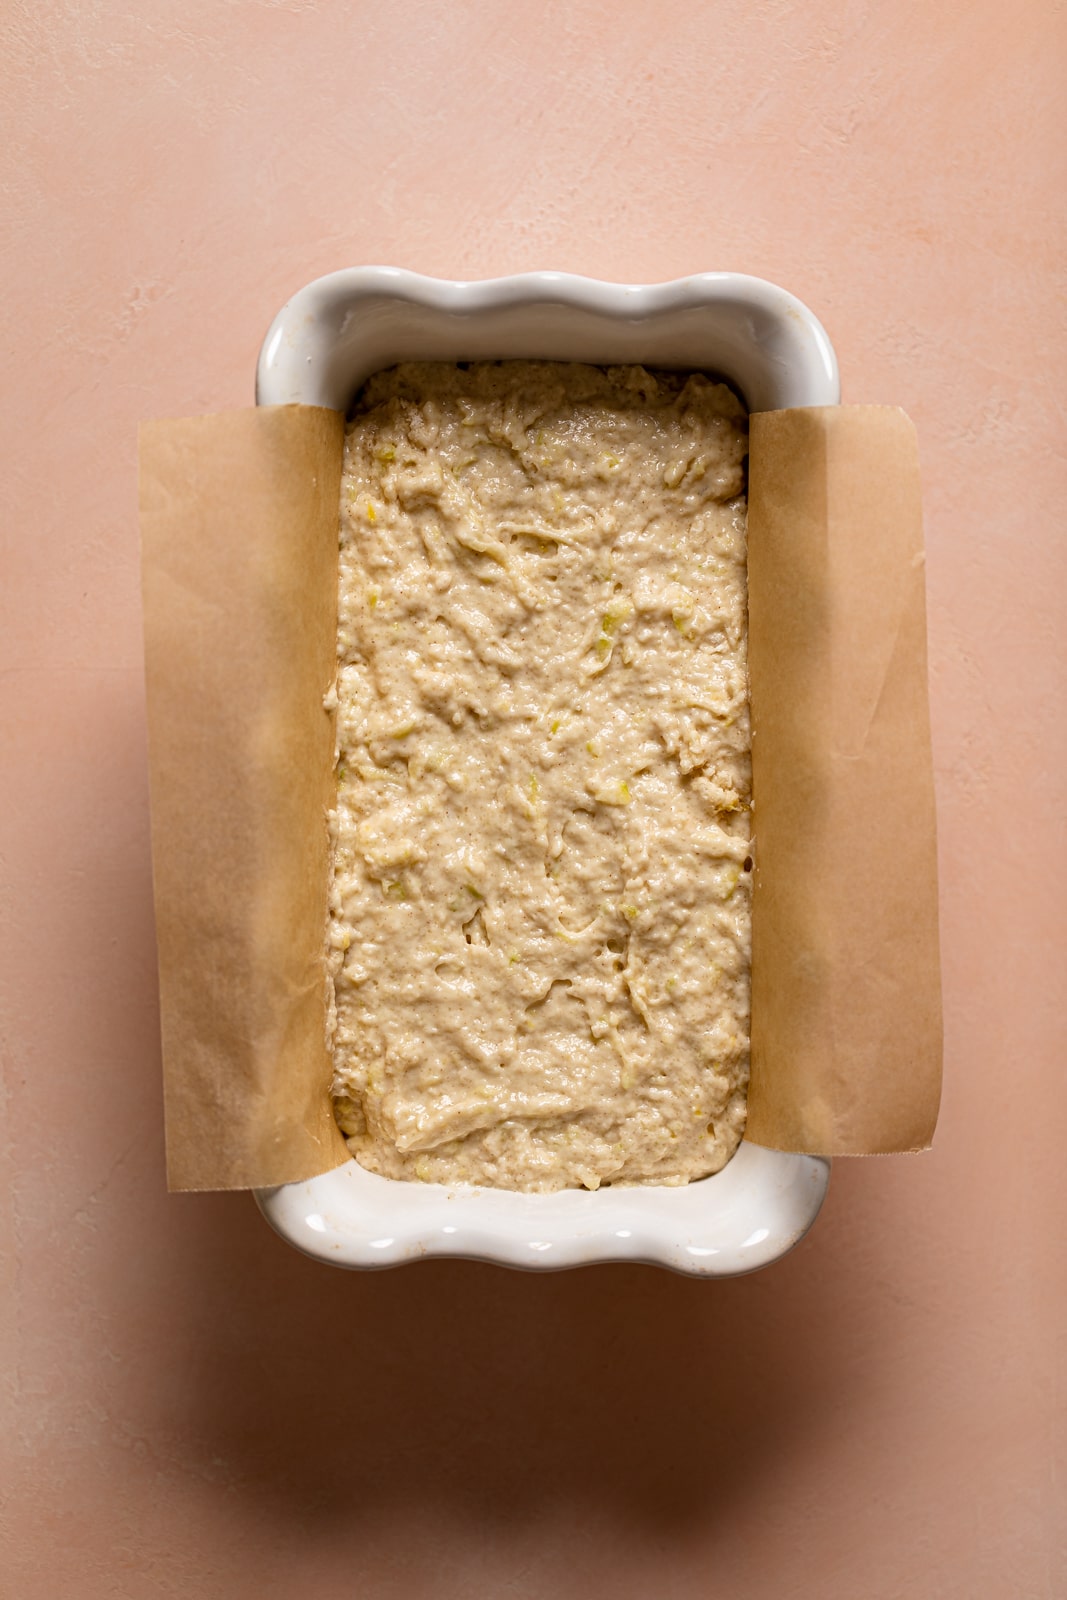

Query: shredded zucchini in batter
left=327, top=361, right=751, bottom=1192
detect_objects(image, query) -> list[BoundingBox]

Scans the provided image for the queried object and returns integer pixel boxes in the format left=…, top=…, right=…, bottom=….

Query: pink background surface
left=2, top=3, right=1064, bottom=1596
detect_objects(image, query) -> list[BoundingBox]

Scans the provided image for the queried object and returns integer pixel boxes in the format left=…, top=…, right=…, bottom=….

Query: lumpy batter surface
left=327, top=361, right=751, bottom=1191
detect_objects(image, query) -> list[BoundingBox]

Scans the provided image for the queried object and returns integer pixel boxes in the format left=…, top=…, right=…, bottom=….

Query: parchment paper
left=745, top=407, right=942, bottom=1153
left=139, top=402, right=941, bottom=1190
left=140, top=406, right=349, bottom=1189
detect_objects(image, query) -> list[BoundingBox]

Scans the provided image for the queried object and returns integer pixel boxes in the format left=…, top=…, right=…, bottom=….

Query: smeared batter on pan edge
left=326, top=361, right=751, bottom=1192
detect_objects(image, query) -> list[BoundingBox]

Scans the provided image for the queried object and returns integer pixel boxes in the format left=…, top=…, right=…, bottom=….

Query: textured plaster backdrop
left=2, top=3, right=1064, bottom=1597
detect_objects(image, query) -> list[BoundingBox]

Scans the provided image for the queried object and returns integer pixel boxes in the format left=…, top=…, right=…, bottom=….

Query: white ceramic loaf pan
left=254, top=269, right=837, bottom=1276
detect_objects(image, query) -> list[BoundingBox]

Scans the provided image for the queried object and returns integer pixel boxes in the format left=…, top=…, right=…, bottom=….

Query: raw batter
left=327, top=361, right=751, bottom=1191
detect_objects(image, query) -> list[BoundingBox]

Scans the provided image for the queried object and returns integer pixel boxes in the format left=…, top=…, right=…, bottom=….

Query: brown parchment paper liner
left=140, top=407, right=349, bottom=1189
left=139, top=403, right=941, bottom=1191
left=746, top=407, right=942, bottom=1153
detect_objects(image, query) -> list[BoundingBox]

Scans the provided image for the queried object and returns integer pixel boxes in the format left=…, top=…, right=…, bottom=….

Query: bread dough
left=328, top=361, right=751, bottom=1191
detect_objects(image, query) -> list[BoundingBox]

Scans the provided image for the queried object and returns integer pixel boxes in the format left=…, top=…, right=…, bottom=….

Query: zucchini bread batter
left=327, top=361, right=751, bottom=1191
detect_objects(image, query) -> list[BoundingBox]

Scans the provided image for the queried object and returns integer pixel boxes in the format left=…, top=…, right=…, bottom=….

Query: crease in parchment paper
left=139, top=402, right=942, bottom=1190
